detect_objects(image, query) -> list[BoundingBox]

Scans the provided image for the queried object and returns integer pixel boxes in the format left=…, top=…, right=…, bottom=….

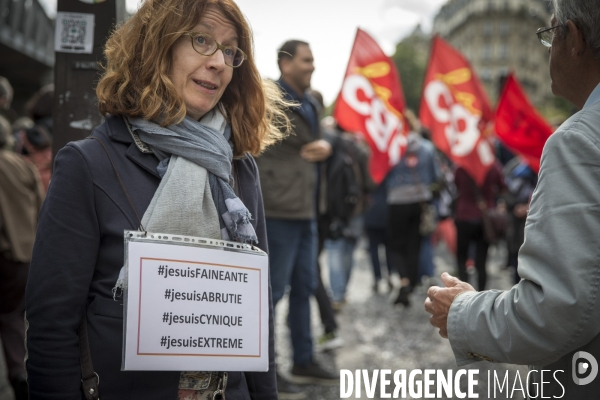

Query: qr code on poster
left=54, top=12, right=94, bottom=53
left=61, top=18, right=87, bottom=46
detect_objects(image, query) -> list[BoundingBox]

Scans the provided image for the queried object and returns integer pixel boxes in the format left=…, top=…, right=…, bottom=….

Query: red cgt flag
left=495, top=73, right=553, bottom=173
left=334, top=28, right=408, bottom=184
left=419, top=36, right=495, bottom=185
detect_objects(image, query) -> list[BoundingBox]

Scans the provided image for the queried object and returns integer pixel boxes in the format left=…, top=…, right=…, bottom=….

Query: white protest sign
left=123, top=232, right=269, bottom=371
left=54, top=12, right=95, bottom=54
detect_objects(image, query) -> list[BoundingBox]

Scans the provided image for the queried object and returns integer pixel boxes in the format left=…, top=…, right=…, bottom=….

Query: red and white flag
left=495, top=73, right=553, bottom=173
left=334, top=28, right=408, bottom=184
left=419, top=36, right=495, bottom=185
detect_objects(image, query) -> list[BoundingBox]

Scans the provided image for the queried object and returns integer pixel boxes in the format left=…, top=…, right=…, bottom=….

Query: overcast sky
left=39, top=0, right=447, bottom=105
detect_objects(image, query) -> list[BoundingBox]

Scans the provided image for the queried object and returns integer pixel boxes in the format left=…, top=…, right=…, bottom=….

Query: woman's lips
left=193, top=79, right=218, bottom=90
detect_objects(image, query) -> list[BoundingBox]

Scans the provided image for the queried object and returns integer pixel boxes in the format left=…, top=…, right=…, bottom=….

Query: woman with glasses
left=25, top=0, right=288, bottom=398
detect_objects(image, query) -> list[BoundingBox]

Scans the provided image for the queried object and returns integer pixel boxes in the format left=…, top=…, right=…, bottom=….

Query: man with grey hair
left=425, top=0, right=600, bottom=397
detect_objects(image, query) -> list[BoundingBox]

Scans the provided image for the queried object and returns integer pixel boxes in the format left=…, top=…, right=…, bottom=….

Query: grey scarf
left=128, top=110, right=253, bottom=391
left=128, top=109, right=257, bottom=244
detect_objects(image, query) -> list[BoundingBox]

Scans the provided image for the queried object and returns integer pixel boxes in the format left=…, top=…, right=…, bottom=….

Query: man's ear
left=279, top=57, right=292, bottom=77
left=566, top=20, right=586, bottom=57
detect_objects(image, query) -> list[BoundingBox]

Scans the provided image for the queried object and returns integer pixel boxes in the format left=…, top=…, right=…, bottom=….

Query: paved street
left=0, top=240, right=525, bottom=400
left=276, top=239, right=528, bottom=399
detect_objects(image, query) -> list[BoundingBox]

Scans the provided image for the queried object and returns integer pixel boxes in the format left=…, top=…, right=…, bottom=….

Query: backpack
left=322, top=133, right=363, bottom=239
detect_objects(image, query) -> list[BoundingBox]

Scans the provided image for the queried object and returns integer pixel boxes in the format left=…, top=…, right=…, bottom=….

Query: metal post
left=52, top=0, right=126, bottom=156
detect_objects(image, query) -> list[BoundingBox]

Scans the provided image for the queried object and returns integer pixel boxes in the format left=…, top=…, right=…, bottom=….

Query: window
left=483, top=44, right=492, bottom=60
left=480, top=69, right=493, bottom=82
left=499, top=44, right=508, bottom=59
left=483, top=23, right=493, bottom=36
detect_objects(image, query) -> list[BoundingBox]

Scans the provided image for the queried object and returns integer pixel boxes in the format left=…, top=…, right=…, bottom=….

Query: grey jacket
left=447, top=97, right=600, bottom=398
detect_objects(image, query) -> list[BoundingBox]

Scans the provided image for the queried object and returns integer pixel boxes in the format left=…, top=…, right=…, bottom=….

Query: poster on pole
left=54, top=12, right=95, bottom=54
left=122, top=231, right=269, bottom=372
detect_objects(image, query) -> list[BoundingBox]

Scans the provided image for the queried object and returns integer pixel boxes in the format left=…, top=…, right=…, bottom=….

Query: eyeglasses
left=536, top=25, right=564, bottom=47
left=185, top=32, right=247, bottom=68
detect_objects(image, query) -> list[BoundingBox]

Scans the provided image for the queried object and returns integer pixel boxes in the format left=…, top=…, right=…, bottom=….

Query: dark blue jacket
left=363, top=183, right=388, bottom=231
left=25, top=115, right=276, bottom=400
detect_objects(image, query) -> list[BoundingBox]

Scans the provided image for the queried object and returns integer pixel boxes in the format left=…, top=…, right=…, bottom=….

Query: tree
left=391, top=26, right=430, bottom=114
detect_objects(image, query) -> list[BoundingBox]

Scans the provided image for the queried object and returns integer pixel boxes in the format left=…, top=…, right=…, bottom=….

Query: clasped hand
left=424, top=272, right=476, bottom=338
left=300, top=139, right=332, bottom=162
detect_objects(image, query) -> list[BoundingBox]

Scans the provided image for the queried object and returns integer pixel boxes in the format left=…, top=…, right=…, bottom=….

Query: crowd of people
left=1, top=0, right=596, bottom=399
left=0, top=78, right=54, bottom=400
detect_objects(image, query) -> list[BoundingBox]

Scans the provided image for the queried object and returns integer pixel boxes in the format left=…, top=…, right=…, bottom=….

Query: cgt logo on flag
left=340, top=62, right=406, bottom=167
left=572, top=351, right=599, bottom=385
left=419, top=36, right=494, bottom=185
left=423, top=68, right=493, bottom=162
left=334, top=28, right=408, bottom=184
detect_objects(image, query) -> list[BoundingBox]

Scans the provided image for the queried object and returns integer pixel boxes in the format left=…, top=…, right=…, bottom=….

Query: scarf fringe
left=222, top=197, right=257, bottom=244
left=224, top=209, right=256, bottom=244
left=229, top=209, right=252, bottom=227
left=235, top=233, right=258, bottom=244
left=112, top=265, right=127, bottom=300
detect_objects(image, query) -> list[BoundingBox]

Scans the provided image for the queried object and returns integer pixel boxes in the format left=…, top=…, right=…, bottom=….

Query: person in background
left=11, top=117, right=34, bottom=134
left=10, top=85, right=56, bottom=192
left=26, top=0, right=286, bottom=398
left=306, top=96, right=344, bottom=354
left=320, top=120, right=372, bottom=310
left=452, top=162, right=506, bottom=291
left=0, top=77, right=17, bottom=124
left=0, top=114, right=44, bottom=400
left=431, top=153, right=457, bottom=257
left=364, top=180, right=394, bottom=293
left=503, top=159, right=537, bottom=283
left=255, top=39, right=337, bottom=398
left=386, top=122, right=441, bottom=307
left=404, top=111, right=439, bottom=288
left=494, top=138, right=515, bottom=167
left=426, top=2, right=600, bottom=396
left=14, top=124, right=53, bottom=192
left=25, top=84, right=54, bottom=130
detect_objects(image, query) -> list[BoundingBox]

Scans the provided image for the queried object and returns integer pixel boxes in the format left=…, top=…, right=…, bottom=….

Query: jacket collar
left=276, top=79, right=320, bottom=133
left=105, top=115, right=133, bottom=143
left=105, top=115, right=160, bottom=178
left=276, top=79, right=321, bottom=110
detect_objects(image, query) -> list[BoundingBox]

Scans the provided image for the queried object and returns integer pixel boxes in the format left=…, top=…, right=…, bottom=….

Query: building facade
left=433, top=0, right=552, bottom=108
left=0, top=0, right=54, bottom=112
